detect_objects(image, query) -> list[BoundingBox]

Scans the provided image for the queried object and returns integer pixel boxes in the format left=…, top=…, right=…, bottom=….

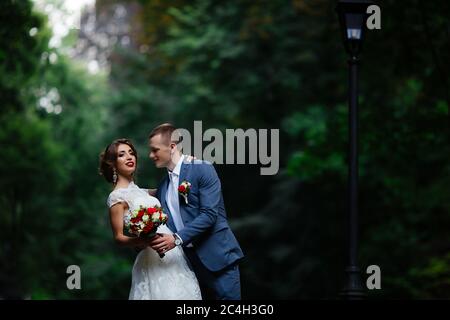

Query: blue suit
left=156, top=158, right=244, bottom=299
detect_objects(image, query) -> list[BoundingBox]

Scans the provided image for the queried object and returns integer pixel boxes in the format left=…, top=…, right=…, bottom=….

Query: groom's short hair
left=149, top=123, right=181, bottom=146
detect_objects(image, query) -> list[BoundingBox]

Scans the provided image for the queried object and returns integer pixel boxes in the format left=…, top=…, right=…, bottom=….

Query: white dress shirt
left=166, top=154, right=185, bottom=232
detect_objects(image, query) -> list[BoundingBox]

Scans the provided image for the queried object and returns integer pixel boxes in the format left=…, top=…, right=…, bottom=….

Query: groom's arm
left=177, top=163, right=221, bottom=245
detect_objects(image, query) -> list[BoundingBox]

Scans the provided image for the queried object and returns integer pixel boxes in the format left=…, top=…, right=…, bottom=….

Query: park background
left=0, top=0, right=449, bottom=299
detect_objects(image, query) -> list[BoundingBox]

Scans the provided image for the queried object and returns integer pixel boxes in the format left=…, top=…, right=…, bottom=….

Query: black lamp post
left=336, top=0, right=373, bottom=299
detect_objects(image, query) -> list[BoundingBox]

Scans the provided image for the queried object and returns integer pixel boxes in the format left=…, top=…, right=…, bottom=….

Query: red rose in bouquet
left=126, top=205, right=169, bottom=257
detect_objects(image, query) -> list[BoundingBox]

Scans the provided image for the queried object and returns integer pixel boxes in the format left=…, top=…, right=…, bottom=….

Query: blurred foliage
left=0, top=0, right=131, bottom=299
left=1, top=0, right=449, bottom=299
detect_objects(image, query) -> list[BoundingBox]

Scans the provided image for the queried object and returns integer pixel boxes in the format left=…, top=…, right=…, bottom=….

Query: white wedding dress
left=107, top=181, right=202, bottom=300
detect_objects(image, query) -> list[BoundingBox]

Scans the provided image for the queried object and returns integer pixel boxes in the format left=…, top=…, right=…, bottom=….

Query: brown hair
left=148, top=123, right=181, bottom=145
left=99, top=138, right=138, bottom=184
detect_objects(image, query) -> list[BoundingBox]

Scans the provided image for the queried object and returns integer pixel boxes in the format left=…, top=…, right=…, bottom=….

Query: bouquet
left=126, top=205, right=169, bottom=257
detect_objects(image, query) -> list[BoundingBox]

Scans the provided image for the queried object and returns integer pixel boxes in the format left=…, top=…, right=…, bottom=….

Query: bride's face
left=115, top=143, right=136, bottom=177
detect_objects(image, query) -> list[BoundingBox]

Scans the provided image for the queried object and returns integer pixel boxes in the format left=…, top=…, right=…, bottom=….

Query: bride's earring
left=113, top=168, right=118, bottom=184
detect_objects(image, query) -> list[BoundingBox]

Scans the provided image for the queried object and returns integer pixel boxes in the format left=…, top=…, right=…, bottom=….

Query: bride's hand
left=149, top=233, right=175, bottom=254
left=135, top=237, right=151, bottom=249
left=185, top=155, right=197, bottom=162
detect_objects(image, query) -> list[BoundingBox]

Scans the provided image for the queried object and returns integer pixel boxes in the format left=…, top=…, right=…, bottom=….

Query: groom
left=148, top=123, right=244, bottom=300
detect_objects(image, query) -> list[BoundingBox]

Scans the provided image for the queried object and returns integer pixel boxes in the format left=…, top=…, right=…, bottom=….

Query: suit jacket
left=156, top=158, right=244, bottom=272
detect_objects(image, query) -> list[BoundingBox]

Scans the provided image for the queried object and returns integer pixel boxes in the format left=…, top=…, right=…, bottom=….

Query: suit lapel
left=178, top=162, right=188, bottom=192
left=178, top=160, right=190, bottom=211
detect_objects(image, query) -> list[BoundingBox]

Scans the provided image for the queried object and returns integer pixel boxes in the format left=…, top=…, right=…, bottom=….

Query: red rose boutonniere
left=178, top=180, right=191, bottom=204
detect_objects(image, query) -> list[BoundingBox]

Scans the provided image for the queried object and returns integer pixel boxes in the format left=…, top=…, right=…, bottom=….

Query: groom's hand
left=149, top=233, right=176, bottom=254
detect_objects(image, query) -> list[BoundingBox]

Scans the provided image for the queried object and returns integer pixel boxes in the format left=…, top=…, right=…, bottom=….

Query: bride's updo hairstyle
left=99, top=138, right=138, bottom=183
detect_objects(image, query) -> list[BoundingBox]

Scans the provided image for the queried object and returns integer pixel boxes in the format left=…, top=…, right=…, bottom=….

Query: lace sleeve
left=107, top=190, right=126, bottom=208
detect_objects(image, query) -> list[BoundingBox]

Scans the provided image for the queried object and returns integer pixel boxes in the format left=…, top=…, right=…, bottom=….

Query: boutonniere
left=178, top=180, right=191, bottom=204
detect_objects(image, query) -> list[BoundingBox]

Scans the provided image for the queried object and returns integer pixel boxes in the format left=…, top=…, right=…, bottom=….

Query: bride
left=99, top=138, right=201, bottom=300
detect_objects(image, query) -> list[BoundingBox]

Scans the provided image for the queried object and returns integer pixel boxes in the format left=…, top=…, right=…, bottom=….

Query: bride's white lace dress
left=107, top=181, right=202, bottom=300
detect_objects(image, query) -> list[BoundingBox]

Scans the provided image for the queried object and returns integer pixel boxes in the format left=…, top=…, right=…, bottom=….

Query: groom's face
left=149, top=134, right=172, bottom=168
